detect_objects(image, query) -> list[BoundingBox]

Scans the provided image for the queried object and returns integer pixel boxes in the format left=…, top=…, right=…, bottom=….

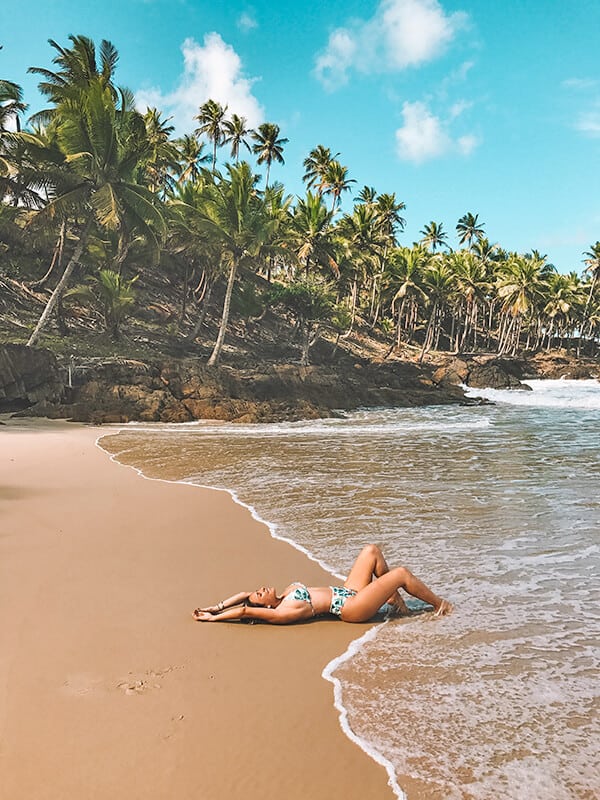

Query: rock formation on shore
left=1, top=344, right=597, bottom=424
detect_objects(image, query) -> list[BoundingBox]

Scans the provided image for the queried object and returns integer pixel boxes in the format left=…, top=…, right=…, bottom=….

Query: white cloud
left=315, top=0, right=468, bottom=90
left=395, top=101, right=450, bottom=162
left=561, top=77, right=598, bottom=91
left=135, top=33, right=264, bottom=131
left=395, top=100, right=478, bottom=163
left=237, top=12, right=258, bottom=32
left=457, top=133, right=479, bottom=155
left=575, top=106, right=600, bottom=137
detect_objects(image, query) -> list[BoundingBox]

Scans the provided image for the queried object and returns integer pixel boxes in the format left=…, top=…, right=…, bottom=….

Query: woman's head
left=247, top=586, right=278, bottom=607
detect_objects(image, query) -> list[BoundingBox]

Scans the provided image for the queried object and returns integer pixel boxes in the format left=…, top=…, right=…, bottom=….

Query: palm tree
left=420, top=221, right=449, bottom=253
left=583, top=241, right=600, bottom=317
left=66, top=268, right=138, bottom=339
left=143, top=107, right=179, bottom=196
left=496, top=252, right=552, bottom=355
left=290, top=191, right=336, bottom=278
left=24, top=78, right=165, bottom=346
left=251, top=122, right=288, bottom=188
left=302, top=145, right=339, bottom=196
left=322, top=160, right=355, bottom=214
left=456, top=212, right=485, bottom=249
left=336, top=203, right=383, bottom=328
left=189, top=161, right=272, bottom=365
left=420, top=256, right=455, bottom=357
left=449, top=250, right=489, bottom=351
left=542, top=271, right=580, bottom=351
left=28, top=35, right=119, bottom=126
left=366, top=192, right=406, bottom=324
left=175, top=133, right=210, bottom=185
left=222, top=113, right=252, bottom=162
left=0, top=79, right=27, bottom=132
left=356, top=185, right=377, bottom=205
left=384, top=245, right=428, bottom=349
left=262, top=182, right=293, bottom=281
left=194, top=99, right=227, bottom=173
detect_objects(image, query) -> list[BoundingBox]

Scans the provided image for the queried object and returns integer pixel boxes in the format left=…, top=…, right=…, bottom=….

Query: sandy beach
left=0, top=419, right=395, bottom=800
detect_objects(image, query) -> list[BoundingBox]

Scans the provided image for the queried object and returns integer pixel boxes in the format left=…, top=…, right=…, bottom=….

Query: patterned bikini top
left=282, top=582, right=316, bottom=615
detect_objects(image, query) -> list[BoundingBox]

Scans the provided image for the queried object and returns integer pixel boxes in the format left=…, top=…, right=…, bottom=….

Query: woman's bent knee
left=392, top=565, right=410, bottom=582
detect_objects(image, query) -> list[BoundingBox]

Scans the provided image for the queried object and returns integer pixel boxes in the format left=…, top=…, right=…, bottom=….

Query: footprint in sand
left=117, top=665, right=183, bottom=695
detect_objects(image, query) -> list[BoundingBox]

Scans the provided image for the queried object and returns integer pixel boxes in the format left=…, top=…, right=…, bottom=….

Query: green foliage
left=2, top=34, right=599, bottom=362
left=65, top=268, right=137, bottom=339
left=267, top=280, right=333, bottom=324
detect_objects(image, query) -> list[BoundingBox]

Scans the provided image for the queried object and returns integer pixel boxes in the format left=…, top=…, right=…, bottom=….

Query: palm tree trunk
left=207, top=260, right=237, bottom=366
left=186, top=279, right=214, bottom=343
left=27, top=219, right=92, bottom=347
left=30, top=219, right=67, bottom=289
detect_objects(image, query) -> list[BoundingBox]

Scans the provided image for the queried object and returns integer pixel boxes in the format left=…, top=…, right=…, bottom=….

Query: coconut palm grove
left=1, top=36, right=599, bottom=365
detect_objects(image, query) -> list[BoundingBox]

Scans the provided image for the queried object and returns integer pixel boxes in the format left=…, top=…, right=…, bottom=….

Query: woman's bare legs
left=341, top=564, right=452, bottom=622
left=344, top=544, right=409, bottom=613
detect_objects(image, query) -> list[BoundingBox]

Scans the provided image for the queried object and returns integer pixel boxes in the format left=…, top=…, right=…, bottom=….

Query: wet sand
left=0, top=419, right=394, bottom=800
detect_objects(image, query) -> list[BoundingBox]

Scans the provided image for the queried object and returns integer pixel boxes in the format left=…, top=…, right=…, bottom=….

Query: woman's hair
left=242, top=597, right=263, bottom=624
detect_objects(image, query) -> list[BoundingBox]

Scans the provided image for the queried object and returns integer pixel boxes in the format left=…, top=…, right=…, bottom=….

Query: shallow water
left=102, top=379, right=600, bottom=800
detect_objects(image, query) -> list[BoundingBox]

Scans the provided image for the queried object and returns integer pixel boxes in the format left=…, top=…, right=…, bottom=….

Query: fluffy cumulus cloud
left=315, top=0, right=468, bottom=89
left=135, top=34, right=264, bottom=131
left=395, top=100, right=478, bottom=163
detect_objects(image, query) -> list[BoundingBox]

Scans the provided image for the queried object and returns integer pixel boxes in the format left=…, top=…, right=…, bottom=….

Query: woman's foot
left=433, top=599, right=453, bottom=617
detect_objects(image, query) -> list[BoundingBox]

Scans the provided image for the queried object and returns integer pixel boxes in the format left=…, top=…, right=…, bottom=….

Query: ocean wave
left=464, top=378, right=600, bottom=409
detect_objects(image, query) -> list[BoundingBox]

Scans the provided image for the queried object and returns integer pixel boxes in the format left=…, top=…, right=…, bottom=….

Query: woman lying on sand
left=193, top=544, right=452, bottom=624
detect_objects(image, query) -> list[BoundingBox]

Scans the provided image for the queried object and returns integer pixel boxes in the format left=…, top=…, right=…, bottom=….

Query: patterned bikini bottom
left=329, top=586, right=357, bottom=616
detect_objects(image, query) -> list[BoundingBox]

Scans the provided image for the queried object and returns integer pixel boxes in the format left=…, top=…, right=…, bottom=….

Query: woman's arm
left=193, top=604, right=309, bottom=625
left=195, top=591, right=251, bottom=614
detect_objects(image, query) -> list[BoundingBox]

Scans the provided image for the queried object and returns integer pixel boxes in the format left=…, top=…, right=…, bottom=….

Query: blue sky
left=2, top=0, right=599, bottom=274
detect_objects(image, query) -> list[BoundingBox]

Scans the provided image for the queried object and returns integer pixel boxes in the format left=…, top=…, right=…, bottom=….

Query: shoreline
left=1, top=418, right=397, bottom=800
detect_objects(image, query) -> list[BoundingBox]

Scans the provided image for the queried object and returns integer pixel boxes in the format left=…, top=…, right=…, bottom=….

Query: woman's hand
left=193, top=609, right=216, bottom=621
left=195, top=604, right=220, bottom=614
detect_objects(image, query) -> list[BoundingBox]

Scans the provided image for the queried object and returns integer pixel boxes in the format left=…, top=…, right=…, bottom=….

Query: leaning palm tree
left=251, top=122, right=288, bottom=188
left=302, top=145, right=339, bottom=196
left=23, top=78, right=165, bottom=346
left=188, top=161, right=272, bottom=365
left=194, top=99, right=227, bottom=173
left=222, top=113, right=252, bottom=162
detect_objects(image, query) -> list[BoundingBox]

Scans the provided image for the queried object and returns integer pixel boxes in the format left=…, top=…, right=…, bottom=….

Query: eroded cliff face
left=2, top=345, right=597, bottom=424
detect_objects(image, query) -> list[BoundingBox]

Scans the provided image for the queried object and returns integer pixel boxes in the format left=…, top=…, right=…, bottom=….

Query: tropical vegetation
left=1, top=36, right=598, bottom=364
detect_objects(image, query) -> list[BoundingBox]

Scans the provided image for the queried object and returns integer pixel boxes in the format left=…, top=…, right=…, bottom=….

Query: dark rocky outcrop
left=0, top=344, right=65, bottom=411
left=6, top=350, right=468, bottom=423
left=3, top=344, right=597, bottom=424
left=431, top=355, right=526, bottom=390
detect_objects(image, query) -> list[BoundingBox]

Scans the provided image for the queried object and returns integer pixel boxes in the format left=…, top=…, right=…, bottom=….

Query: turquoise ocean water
left=102, top=379, right=600, bottom=800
